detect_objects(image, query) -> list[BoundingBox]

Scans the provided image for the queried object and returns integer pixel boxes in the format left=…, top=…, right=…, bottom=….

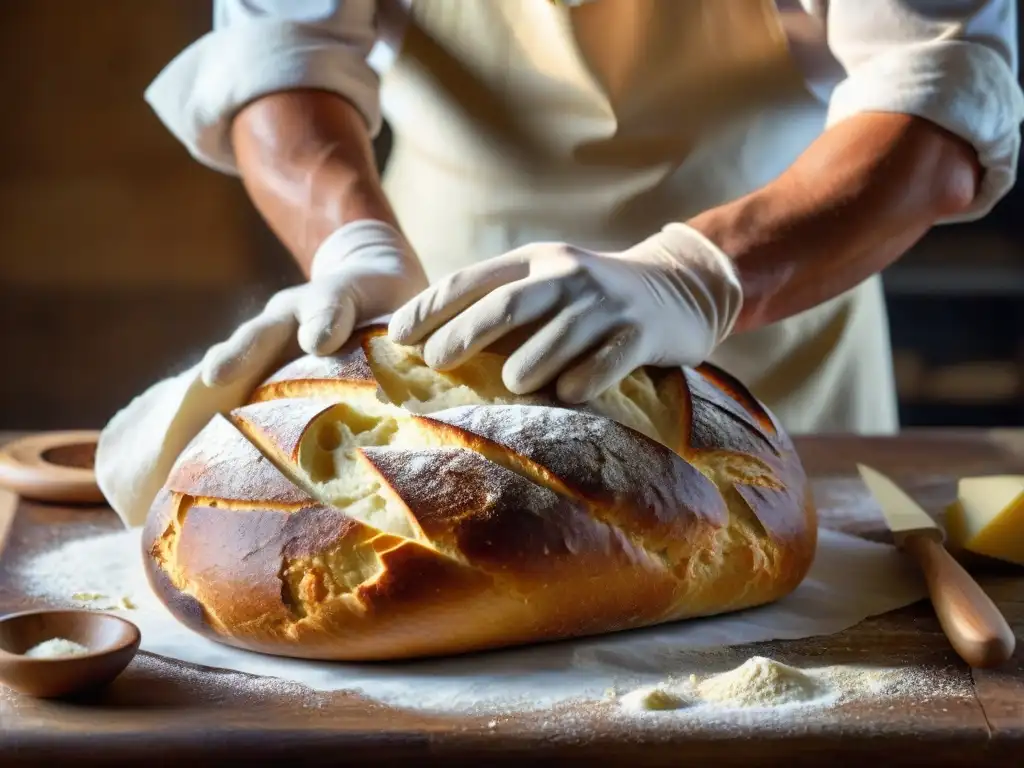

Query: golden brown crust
left=415, top=406, right=726, bottom=551
left=145, top=495, right=549, bottom=660
left=164, top=415, right=312, bottom=506
left=143, top=325, right=818, bottom=660
left=364, top=447, right=678, bottom=640
left=249, top=331, right=378, bottom=403
left=230, top=398, right=340, bottom=465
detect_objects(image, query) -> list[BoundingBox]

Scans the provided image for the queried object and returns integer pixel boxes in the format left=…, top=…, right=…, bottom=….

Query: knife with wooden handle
left=857, top=463, right=1016, bottom=668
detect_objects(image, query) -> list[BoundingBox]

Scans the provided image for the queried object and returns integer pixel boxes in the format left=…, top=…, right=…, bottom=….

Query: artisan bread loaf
left=143, top=325, right=816, bottom=661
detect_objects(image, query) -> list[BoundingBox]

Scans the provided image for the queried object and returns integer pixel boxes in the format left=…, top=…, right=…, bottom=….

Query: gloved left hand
left=202, top=220, right=427, bottom=387
left=388, top=223, right=743, bottom=403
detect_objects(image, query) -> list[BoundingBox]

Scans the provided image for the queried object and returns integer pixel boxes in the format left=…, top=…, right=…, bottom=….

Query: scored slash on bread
left=143, top=326, right=817, bottom=661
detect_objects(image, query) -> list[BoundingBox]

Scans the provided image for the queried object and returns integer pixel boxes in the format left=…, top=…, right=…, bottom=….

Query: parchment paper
left=22, top=526, right=926, bottom=713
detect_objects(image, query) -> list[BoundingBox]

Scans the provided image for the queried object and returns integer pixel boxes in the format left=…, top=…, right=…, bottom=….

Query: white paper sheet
left=17, top=526, right=926, bottom=713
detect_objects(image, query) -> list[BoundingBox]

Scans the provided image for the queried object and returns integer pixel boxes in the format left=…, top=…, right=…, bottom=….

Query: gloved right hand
left=201, top=220, right=427, bottom=387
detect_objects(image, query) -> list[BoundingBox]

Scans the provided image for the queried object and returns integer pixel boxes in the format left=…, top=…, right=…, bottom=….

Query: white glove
left=388, top=223, right=743, bottom=403
left=202, top=220, right=427, bottom=387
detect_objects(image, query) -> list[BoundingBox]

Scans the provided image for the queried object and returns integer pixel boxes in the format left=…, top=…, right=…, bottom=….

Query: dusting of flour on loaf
left=175, top=414, right=311, bottom=505
left=427, top=404, right=725, bottom=530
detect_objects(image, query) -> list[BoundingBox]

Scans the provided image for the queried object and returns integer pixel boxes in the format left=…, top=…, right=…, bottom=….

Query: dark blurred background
left=1, top=1, right=1022, bottom=431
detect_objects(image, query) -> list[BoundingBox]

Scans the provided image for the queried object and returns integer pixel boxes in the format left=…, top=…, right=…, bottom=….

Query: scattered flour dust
left=13, top=528, right=152, bottom=613
left=617, top=655, right=930, bottom=716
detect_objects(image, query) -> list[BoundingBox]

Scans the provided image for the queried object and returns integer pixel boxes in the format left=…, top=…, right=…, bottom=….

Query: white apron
left=377, top=0, right=898, bottom=435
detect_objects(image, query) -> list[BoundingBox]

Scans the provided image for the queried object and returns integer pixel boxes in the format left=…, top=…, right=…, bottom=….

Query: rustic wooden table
left=1, top=430, right=1023, bottom=767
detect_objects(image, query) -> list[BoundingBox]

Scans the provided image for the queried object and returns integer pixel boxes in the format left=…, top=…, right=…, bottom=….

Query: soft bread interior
left=280, top=530, right=404, bottom=620
left=364, top=335, right=548, bottom=412
left=364, top=334, right=682, bottom=451
left=295, top=404, right=446, bottom=544
left=296, top=400, right=409, bottom=536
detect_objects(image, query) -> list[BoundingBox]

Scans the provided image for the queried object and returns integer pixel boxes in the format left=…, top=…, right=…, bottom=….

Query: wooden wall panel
left=0, top=0, right=260, bottom=289
left=0, top=1, right=296, bottom=428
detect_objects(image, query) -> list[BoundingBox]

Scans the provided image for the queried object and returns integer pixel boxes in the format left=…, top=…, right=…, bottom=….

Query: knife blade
left=856, top=463, right=943, bottom=547
left=856, top=462, right=1015, bottom=668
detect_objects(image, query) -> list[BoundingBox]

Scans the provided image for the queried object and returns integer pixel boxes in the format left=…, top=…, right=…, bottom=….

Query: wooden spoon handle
left=904, top=533, right=1016, bottom=668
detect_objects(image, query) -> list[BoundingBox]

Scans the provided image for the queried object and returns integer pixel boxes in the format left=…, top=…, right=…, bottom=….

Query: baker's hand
left=388, top=223, right=743, bottom=403
left=202, top=220, right=427, bottom=387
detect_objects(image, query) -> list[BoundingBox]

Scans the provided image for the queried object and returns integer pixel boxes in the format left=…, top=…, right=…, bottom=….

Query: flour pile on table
left=615, top=656, right=914, bottom=715
left=696, top=656, right=819, bottom=707
left=13, top=526, right=928, bottom=715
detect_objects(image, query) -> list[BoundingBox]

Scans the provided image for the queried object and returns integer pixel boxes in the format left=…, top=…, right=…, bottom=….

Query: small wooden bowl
left=0, top=610, right=140, bottom=698
left=0, top=431, right=102, bottom=504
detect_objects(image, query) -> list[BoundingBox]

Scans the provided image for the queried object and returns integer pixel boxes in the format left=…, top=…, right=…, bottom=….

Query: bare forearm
left=689, top=113, right=982, bottom=333
left=232, top=90, right=400, bottom=276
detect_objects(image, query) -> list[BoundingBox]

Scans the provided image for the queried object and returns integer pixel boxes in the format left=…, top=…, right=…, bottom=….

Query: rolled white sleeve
left=822, top=0, right=1024, bottom=222
left=145, top=0, right=382, bottom=175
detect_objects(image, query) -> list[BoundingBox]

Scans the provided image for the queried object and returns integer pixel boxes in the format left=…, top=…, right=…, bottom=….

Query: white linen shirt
left=146, top=0, right=1024, bottom=222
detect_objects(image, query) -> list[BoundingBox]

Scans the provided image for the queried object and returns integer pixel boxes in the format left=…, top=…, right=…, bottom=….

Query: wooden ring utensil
left=0, top=431, right=103, bottom=504
left=0, top=489, right=17, bottom=561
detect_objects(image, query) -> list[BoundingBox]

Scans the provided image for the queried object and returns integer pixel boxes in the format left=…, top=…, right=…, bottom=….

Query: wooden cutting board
left=1, top=430, right=1022, bottom=767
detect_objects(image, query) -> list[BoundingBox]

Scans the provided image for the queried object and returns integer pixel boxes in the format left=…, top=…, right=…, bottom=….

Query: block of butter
left=946, top=476, right=1024, bottom=566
